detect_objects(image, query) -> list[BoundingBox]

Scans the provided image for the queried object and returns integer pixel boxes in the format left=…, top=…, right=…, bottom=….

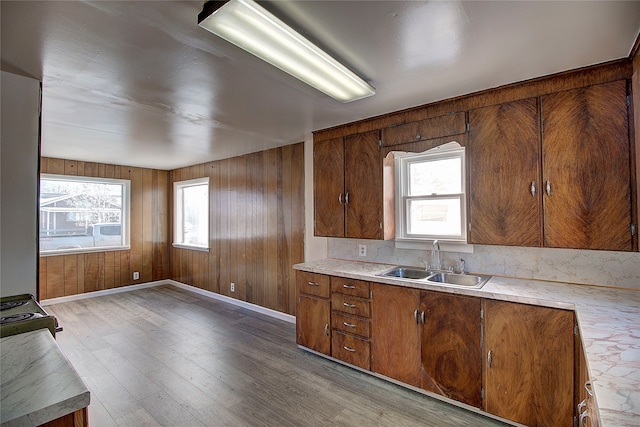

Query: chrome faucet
left=431, top=240, right=441, bottom=271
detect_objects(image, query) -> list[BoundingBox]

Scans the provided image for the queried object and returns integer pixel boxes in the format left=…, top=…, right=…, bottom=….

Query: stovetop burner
left=0, top=312, right=44, bottom=324
left=0, top=301, right=29, bottom=310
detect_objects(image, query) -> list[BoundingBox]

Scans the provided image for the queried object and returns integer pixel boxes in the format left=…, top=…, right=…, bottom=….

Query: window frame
left=394, top=142, right=467, bottom=244
left=39, top=174, right=131, bottom=256
left=173, top=177, right=210, bottom=251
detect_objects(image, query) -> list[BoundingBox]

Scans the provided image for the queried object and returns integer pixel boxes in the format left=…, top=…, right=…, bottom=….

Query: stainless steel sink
left=426, top=272, right=491, bottom=288
left=379, top=267, right=431, bottom=280
left=377, top=266, right=491, bottom=289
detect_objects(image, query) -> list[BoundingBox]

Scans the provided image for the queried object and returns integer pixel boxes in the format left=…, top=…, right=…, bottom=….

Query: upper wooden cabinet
left=468, top=80, right=633, bottom=251
left=314, top=130, right=391, bottom=239
left=541, top=80, right=632, bottom=251
left=468, top=98, right=542, bottom=247
left=381, top=112, right=466, bottom=147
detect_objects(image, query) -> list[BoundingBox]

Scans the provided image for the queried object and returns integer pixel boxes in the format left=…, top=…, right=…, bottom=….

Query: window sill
left=172, top=243, right=210, bottom=252
left=394, top=239, right=474, bottom=253
left=40, top=245, right=131, bottom=257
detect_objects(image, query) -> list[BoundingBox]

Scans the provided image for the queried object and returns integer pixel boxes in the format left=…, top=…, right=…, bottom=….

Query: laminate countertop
left=294, top=258, right=640, bottom=427
left=0, top=328, right=90, bottom=426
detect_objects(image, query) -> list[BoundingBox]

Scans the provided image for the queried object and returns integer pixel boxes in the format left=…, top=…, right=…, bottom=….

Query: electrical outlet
left=231, top=282, right=235, bottom=292
left=133, top=271, right=139, bottom=280
left=358, top=244, right=367, bottom=257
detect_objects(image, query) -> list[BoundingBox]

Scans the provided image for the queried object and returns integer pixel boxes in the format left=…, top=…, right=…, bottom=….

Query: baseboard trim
left=168, top=280, right=295, bottom=324
left=41, top=280, right=295, bottom=324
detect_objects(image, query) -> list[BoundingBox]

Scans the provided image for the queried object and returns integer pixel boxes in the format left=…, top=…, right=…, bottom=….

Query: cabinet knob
left=487, top=350, right=493, bottom=368
left=530, top=181, right=536, bottom=197
left=414, top=309, right=419, bottom=324
left=546, top=180, right=551, bottom=196
left=415, top=134, right=422, bottom=140
left=338, top=193, right=343, bottom=204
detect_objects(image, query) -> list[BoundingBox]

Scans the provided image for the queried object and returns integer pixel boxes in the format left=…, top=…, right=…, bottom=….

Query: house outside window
left=394, top=142, right=467, bottom=243
left=173, top=177, right=209, bottom=251
left=39, top=174, right=131, bottom=254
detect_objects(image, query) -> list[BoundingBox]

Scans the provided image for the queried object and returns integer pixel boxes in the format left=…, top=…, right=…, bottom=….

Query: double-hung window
left=39, top=174, right=131, bottom=254
left=395, top=142, right=467, bottom=243
left=173, top=177, right=209, bottom=250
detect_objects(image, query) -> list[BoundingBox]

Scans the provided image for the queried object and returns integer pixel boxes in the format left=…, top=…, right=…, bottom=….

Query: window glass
left=40, top=174, right=130, bottom=254
left=395, top=143, right=467, bottom=242
left=174, top=178, right=209, bottom=250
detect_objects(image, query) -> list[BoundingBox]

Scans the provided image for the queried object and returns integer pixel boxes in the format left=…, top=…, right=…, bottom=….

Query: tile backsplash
left=327, top=238, right=640, bottom=291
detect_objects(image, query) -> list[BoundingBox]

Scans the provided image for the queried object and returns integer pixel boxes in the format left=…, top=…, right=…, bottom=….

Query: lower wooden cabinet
left=297, top=274, right=576, bottom=426
left=420, top=291, right=482, bottom=408
left=371, top=284, right=421, bottom=387
left=484, top=299, right=574, bottom=427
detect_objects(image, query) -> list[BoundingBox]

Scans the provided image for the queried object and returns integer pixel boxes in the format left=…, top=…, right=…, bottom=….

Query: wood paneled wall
left=169, top=143, right=305, bottom=316
left=39, top=157, right=169, bottom=299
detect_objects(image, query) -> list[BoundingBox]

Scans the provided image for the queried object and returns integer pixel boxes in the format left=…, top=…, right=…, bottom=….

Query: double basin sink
left=377, top=266, right=491, bottom=289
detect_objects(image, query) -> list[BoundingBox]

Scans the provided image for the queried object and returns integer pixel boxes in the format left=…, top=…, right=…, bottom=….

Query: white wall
left=1, top=71, right=40, bottom=297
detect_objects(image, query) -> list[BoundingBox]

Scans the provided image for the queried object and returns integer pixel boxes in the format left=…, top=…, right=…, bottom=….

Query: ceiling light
left=198, top=0, right=375, bottom=103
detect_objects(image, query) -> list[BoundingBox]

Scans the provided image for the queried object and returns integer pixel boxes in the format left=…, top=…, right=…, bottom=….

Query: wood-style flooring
left=47, top=285, right=509, bottom=426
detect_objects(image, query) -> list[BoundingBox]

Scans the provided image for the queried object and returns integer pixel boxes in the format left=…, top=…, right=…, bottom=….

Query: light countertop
left=0, top=328, right=90, bottom=426
left=294, top=258, right=640, bottom=427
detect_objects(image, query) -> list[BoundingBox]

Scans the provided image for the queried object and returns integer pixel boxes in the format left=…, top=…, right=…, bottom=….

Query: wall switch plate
left=133, top=271, right=140, bottom=280
left=231, top=282, right=235, bottom=292
left=358, top=244, right=367, bottom=257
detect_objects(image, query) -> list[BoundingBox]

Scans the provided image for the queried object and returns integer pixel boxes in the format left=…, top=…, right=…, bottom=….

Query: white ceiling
left=2, top=1, right=639, bottom=170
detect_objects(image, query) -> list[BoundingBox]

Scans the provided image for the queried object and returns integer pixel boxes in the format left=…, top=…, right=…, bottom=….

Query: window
left=40, top=174, right=130, bottom=254
left=395, top=142, right=467, bottom=243
left=173, top=177, right=209, bottom=250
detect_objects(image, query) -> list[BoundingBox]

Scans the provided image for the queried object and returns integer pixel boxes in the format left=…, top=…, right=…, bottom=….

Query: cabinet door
left=344, top=130, right=382, bottom=239
left=296, top=295, right=330, bottom=355
left=484, top=300, right=574, bottom=427
left=468, top=98, right=541, bottom=246
left=420, top=291, right=482, bottom=408
left=371, top=284, right=421, bottom=387
left=541, top=80, right=631, bottom=251
left=314, top=137, right=345, bottom=237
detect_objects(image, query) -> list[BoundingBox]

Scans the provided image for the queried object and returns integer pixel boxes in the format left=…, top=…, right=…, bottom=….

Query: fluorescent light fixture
left=198, top=0, right=375, bottom=103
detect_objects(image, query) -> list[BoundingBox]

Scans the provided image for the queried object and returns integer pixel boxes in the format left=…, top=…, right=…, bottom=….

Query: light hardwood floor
left=47, top=285, right=509, bottom=426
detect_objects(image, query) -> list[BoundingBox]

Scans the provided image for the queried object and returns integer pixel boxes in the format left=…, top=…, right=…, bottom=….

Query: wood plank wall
left=169, top=143, right=305, bottom=316
left=39, top=158, right=169, bottom=299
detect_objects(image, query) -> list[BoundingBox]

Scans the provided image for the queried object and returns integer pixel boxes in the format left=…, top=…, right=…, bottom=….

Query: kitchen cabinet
left=468, top=80, right=633, bottom=251
left=330, top=277, right=371, bottom=370
left=296, top=271, right=330, bottom=355
left=468, top=98, right=541, bottom=247
left=371, top=284, right=482, bottom=405
left=371, top=283, right=421, bottom=387
left=484, top=299, right=574, bottom=427
left=314, top=130, right=389, bottom=239
left=541, top=80, right=632, bottom=251
left=420, top=291, right=482, bottom=408
left=381, top=112, right=467, bottom=147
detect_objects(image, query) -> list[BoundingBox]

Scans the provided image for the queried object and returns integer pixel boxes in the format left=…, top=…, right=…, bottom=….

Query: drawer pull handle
left=307, top=281, right=319, bottom=286
left=343, top=284, right=356, bottom=289
left=324, top=324, right=329, bottom=336
left=584, top=381, right=593, bottom=397
left=414, top=310, right=419, bottom=324
left=343, top=302, right=356, bottom=308
left=487, top=350, right=493, bottom=368
left=343, top=322, right=356, bottom=328
left=343, top=346, right=356, bottom=352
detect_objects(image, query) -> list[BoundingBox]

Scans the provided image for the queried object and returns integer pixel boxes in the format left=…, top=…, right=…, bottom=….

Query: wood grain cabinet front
left=468, top=80, right=633, bottom=251
left=314, top=130, right=392, bottom=240
left=296, top=271, right=331, bottom=355
left=381, top=112, right=466, bottom=147
left=483, top=300, right=574, bottom=427
left=330, top=276, right=372, bottom=370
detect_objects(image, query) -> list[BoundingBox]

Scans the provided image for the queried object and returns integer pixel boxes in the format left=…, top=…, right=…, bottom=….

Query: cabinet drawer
left=332, top=331, right=371, bottom=370
left=381, top=112, right=466, bottom=147
left=332, top=312, right=371, bottom=339
left=297, top=271, right=330, bottom=298
left=331, top=277, right=370, bottom=298
left=331, top=294, right=370, bottom=318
